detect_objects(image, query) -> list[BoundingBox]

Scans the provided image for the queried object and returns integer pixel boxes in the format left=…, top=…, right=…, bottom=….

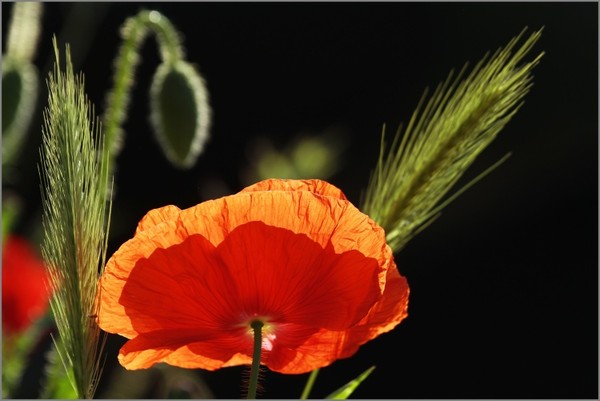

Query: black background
left=2, top=2, right=598, bottom=399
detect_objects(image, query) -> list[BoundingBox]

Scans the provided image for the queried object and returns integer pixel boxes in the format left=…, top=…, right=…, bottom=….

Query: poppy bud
left=149, top=61, right=211, bottom=169
left=2, top=60, right=39, bottom=163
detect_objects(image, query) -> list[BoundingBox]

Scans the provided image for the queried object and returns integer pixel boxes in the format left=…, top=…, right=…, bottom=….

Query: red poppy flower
left=2, top=235, right=50, bottom=334
left=97, top=179, right=409, bottom=374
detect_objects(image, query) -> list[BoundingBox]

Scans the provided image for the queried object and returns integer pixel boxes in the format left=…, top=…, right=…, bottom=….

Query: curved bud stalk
left=103, top=10, right=211, bottom=175
left=362, top=28, right=544, bottom=253
left=149, top=60, right=211, bottom=169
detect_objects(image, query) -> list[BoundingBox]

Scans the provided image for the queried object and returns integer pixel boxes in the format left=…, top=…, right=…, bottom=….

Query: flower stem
left=247, top=320, right=264, bottom=399
left=300, top=368, right=320, bottom=399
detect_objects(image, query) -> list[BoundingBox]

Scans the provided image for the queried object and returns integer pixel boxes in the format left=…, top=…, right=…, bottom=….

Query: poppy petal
left=107, top=222, right=383, bottom=351
left=135, top=205, right=181, bottom=234
left=119, top=328, right=251, bottom=370
left=214, top=221, right=382, bottom=330
left=265, top=328, right=347, bottom=373
left=340, top=262, right=410, bottom=358
left=97, top=179, right=409, bottom=373
left=240, top=178, right=347, bottom=200
left=179, top=189, right=390, bottom=278
left=265, top=263, right=409, bottom=374
left=100, top=233, right=238, bottom=338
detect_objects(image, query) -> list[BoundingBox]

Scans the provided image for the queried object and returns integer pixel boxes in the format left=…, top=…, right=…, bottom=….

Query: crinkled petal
left=240, top=178, right=347, bottom=200
left=104, top=221, right=384, bottom=371
left=264, top=326, right=347, bottom=374
left=264, top=258, right=409, bottom=372
left=99, top=233, right=232, bottom=338
left=135, top=205, right=181, bottom=234
left=340, top=261, right=410, bottom=358
left=179, top=189, right=390, bottom=289
left=97, top=179, right=406, bottom=373
left=119, top=328, right=251, bottom=370
left=214, top=222, right=382, bottom=330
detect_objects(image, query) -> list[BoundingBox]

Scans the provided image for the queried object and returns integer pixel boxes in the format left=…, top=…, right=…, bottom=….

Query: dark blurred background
left=2, top=2, right=598, bottom=399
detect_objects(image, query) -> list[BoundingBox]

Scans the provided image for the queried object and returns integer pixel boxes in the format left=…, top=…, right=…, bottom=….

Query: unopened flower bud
left=149, top=61, right=211, bottom=169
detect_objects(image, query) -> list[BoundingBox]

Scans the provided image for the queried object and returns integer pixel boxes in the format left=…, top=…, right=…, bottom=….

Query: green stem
left=6, top=2, right=43, bottom=62
left=1, top=195, right=21, bottom=249
left=300, top=368, right=320, bottom=400
left=247, top=320, right=264, bottom=399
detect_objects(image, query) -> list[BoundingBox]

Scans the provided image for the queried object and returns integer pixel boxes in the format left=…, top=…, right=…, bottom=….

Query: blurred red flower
left=2, top=235, right=50, bottom=334
left=98, top=179, right=409, bottom=374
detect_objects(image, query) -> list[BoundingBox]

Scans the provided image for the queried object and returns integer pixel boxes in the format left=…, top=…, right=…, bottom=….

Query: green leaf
left=326, top=366, right=376, bottom=399
left=149, top=60, right=211, bottom=169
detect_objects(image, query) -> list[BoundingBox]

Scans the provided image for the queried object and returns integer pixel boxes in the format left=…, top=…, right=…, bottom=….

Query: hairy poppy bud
left=2, top=60, right=39, bottom=163
left=149, top=61, right=211, bottom=169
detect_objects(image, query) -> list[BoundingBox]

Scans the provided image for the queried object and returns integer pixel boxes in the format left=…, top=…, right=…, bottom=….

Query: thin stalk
left=247, top=320, right=264, bottom=399
left=300, top=368, right=320, bottom=400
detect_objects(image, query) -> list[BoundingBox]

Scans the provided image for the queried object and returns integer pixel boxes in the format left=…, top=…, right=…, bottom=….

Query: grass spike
left=38, top=37, right=111, bottom=399
left=362, top=28, right=544, bottom=252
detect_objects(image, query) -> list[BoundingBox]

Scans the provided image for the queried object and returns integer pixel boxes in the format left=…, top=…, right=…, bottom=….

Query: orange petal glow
left=97, top=179, right=409, bottom=374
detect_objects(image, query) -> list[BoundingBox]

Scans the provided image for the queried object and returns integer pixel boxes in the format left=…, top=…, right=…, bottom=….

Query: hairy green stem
left=102, top=10, right=184, bottom=179
left=247, top=320, right=264, bottom=399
